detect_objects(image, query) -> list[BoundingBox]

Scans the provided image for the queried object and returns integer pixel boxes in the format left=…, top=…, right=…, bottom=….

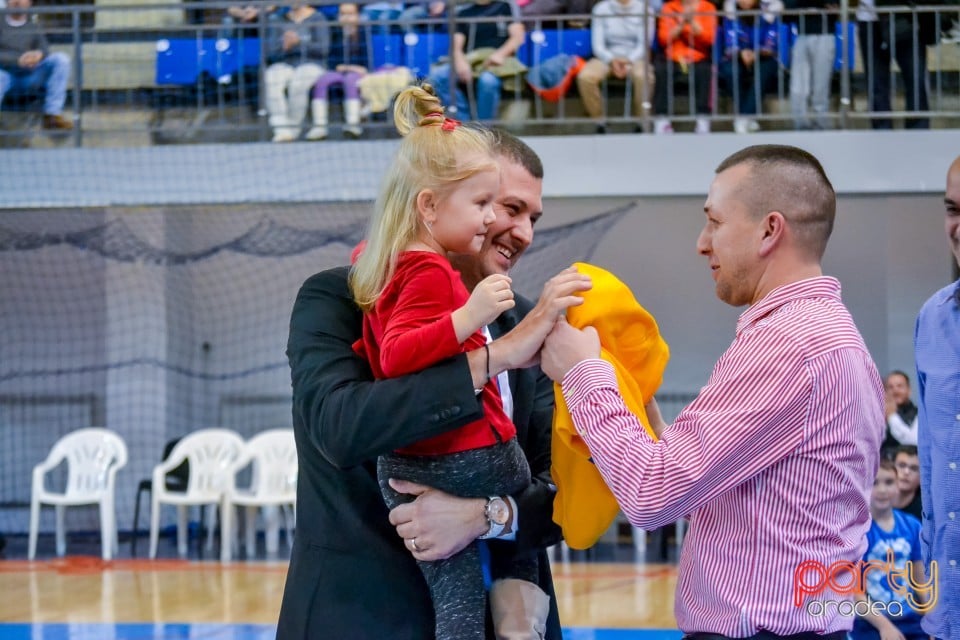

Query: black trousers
left=653, top=57, right=712, bottom=116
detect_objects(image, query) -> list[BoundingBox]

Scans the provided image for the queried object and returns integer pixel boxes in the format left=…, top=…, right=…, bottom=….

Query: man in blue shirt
left=914, top=154, right=960, bottom=640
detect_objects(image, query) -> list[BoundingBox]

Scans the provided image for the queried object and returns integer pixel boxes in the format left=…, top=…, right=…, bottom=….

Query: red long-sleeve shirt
left=354, top=251, right=516, bottom=455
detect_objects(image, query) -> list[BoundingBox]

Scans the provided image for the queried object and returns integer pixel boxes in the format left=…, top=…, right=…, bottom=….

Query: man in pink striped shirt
left=541, top=145, right=885, bottom=640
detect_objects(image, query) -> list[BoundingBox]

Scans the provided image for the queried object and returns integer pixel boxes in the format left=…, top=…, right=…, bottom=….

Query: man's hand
left=884, top=392, right=897, bottom=418
left=388, top=479, right=488, bottom=561
left=740, top=49, right=755, bottom=68
left=484, top=50, right=506, bottom=68
left=611, top=58, right=630, bottom=79
left=541, top=317, right=600, bottom=382
left=282, top=30, right=300, bottom=51
left=454, top=57, right=472, bottom=83
left=494, top=266, right=592, bottom=370
left=18, top=50, right=43, bottom=69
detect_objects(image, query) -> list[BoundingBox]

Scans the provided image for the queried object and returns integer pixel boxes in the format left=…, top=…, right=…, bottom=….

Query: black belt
left=684, top=631, right=847, bottom=640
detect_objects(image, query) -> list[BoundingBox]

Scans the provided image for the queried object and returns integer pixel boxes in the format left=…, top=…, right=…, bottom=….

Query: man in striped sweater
left=541, top=144, right=885, bottom=640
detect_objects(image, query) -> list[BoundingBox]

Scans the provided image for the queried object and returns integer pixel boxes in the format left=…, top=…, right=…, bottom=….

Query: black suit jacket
left=276, top=266, right=563, bottom=640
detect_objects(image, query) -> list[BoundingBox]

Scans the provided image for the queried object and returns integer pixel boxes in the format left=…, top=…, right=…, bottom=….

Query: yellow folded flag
left=551, top=262, right=670, bottom=549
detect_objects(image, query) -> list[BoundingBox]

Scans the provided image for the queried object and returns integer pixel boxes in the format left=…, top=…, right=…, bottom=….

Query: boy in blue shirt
left=852, top=458, right=930, bottom=640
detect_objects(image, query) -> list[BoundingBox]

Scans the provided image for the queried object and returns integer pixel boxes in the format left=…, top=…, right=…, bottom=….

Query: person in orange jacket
left=652, top=0, right=717, bottom=133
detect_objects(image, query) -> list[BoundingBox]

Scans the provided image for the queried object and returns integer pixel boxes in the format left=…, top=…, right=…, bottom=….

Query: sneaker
left=42, top=114, right=73, bottom=131
left=733, top=118, right=749, bottom=134
left=343, top=125, right=363, bottom=139
left=272, top=129, right=297, bottom=143
left=653, top=118, right=673, bottom=135
left=305, top=126, right=328, bottom=141
left=747, top=119, right=761, bottom=133
left=694, top=117, right=711, bottom=134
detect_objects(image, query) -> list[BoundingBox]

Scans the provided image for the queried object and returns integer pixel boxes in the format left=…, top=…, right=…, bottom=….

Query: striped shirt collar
left=737, top=276, right=841, bottom=335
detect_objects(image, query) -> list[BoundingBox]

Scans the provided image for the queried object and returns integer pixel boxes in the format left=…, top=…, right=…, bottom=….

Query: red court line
left=0, top=556, right=289, bottom=575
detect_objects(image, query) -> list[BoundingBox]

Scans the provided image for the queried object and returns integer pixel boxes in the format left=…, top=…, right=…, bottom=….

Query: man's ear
left=758, top=210, right=785, bottom=258
left=416, top=189, right=436, bottom=225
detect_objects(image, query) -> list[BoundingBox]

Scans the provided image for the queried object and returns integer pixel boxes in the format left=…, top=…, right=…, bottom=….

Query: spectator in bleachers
left=718, top=0, right=781, bottom=133
left=221, top=2, right=275, bottom=38
left=883, top=369, right=918, bottom=452
left=399, top=0, right=447, bottom=33
left=576, top=0, right=656, bottom=132
left=652, top=0, right=716, bottom=133
left=857, top=0, right=942, bottom=129
left=893, top=445, right=922, bottom=521
left=516, top=0, right=598, bottom=27
left=427, top=0, right=526, bottom=121
left=783, top=0, right=835, bottom=130
left=0, top=0, right=73, bottom=130
left=264, top=2, right=330, bottom=142
left=361, top=0, right=404, bottom=34
left=850, top=458, right=928, bottom=640
left=307, top=2, right=367, bottom=140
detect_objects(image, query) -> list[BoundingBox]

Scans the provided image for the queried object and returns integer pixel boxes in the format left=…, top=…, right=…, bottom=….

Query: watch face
left=488, top=498, right=509, bottom=526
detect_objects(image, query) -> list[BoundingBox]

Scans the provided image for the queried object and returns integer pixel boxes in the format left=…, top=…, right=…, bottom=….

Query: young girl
left=349, top=84, right=536, bottom=640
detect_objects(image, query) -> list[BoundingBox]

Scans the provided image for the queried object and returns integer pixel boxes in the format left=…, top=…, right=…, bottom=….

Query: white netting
left=0, top=200, right=628, bottom=534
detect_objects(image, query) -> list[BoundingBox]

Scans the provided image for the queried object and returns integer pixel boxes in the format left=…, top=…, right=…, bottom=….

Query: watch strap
left=478, top=496, right=506, bottom=540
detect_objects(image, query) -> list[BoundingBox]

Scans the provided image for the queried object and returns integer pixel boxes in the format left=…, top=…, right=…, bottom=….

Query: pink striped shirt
left=561, top=277, right=884, bottom=636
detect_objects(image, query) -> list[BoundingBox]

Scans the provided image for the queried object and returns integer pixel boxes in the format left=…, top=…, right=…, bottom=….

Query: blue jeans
left=428, top=63, right=501, bottom=121
left=0, top=52, right=71, bottom=115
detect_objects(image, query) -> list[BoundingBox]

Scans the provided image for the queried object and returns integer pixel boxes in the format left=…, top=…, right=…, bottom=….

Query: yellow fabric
left=358, top=67, right=415, bottom=114
left=551, top=262, right=670, bottom=549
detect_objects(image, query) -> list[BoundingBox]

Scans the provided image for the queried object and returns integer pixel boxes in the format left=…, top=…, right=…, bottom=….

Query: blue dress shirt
left=915, top=279, right=960, bottom=640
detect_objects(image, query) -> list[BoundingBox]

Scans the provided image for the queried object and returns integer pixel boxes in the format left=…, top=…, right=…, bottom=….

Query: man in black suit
left=277, top=130, right=591, bottom=640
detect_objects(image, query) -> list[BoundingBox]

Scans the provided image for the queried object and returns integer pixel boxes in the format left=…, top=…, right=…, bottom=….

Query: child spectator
left=851, top=458, right=929, bottom=640
left=893, top=445, right=922, bottom=521
left=307, top=2, right=367, bottom=140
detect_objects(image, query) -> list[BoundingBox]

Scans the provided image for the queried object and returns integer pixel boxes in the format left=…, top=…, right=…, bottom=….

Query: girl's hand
left=452, top=274, right=514, bottom=341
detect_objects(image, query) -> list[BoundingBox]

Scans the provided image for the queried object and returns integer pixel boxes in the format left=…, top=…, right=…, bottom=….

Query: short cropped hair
left=716, top=145, right=836, bottom=260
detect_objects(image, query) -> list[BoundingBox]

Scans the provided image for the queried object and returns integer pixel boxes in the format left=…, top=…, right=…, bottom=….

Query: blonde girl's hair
left=349, top=83, right=498, bottom=311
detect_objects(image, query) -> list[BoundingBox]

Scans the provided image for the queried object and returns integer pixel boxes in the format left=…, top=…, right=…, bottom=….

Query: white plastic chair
left=148, top=428, right=245, bottom=559
left=28, top=428, right=128, bottom=561
left=220, top=428, right=297, bottom=562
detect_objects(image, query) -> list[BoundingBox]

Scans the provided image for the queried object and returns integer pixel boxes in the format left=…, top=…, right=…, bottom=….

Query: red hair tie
left=440, top=117, right=461, bottom=131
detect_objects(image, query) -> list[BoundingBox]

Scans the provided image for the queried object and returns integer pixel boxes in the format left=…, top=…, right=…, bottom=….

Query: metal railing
left=0, top=1, right=957, bottom=147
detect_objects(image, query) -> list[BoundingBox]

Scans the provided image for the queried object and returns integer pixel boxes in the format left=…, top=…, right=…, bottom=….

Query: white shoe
left=305, top=125, right=328, bottom=140
left=343, top=125, right=363, bottom=139
left=733, top=118, right=750, bottom=134
left=272, top=128, right=297, bottom=143
left=695, top=117, right=711, bottom=134
left=747, top=119, right=761, bottom=132
left=653, top=118, right=673, bottom=135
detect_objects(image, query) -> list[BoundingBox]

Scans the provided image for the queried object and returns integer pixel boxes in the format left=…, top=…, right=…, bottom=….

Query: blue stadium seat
left=156, top=38, right=206, bottom=85
left=155, top=38, right=261, bottom=86
left=371, top=33, right=404, bottom=69
left=833, top=21, right=855, bottom=71
left=402, top=31, right=450, bottom=77
left=519, top=28, right=592, bottom=67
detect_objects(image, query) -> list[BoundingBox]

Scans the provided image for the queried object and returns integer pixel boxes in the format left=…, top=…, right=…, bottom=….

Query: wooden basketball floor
left=0, top=543, right=680, bottom=639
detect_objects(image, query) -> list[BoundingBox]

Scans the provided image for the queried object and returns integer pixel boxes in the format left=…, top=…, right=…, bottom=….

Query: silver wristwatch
left=478, top=496, right=510, bottom=539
